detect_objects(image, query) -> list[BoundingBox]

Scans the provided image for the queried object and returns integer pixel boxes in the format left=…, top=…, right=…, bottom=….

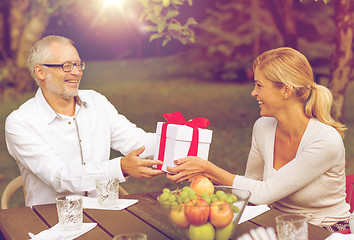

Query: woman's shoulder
left=306, top=118, right=344, bottom=148
left=309, top=118, right=341, bottom=138
left=254, top=117, right=277, bottom=128
left=252, top=117, right=277, bottom=139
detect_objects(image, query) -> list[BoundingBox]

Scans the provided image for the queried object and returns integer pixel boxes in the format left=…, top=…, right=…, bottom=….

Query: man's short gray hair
left=27, top=35, right=74, bottom=85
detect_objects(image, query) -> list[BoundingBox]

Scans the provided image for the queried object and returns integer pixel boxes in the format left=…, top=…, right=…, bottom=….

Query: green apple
left=189, top=222, right=215, bottom=240
left=215, top=222, right=233, bottom=240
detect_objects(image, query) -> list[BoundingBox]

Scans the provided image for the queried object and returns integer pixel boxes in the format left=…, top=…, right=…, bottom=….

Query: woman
left=166, top=47, right=351, bottom=231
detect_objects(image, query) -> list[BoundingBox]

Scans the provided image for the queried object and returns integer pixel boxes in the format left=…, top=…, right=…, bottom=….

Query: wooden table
left=0, top=192, right=331, bottom=240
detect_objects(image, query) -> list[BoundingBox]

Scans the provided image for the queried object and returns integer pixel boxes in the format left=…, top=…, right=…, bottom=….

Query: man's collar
left=35, top=88, right=88, bottom=124
left=75, top=95, right=88, bottom=108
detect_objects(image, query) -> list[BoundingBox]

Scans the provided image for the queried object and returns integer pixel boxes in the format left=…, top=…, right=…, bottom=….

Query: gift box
left=153, top=112, right=213, bottom=172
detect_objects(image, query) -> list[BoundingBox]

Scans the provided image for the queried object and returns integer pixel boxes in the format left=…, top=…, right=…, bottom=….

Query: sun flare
left=104, top=0, right=125, bottom=8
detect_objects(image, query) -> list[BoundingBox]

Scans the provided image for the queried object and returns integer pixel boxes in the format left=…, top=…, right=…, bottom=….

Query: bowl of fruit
left=157, top=176, right=251, bottom=240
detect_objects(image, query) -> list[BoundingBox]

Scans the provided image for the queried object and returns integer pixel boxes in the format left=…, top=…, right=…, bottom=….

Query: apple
left=190, top=175, right=214, bottom=197
left=189, top=222, right=215, bottom=240
left=215, top=222, right=233, bottom=240
left=169, top=204, right=190, bottom=228
left=184, top=198, right=210, bottom=226
left=209, top=201, right=233, bottom=228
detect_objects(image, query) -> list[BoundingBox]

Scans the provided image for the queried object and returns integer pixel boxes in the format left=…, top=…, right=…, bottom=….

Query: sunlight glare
left=91, top=0, right=146, bottom=36
left=105, top=0, right=125, bottom=8
left=92, top=0, right=128, bottom=27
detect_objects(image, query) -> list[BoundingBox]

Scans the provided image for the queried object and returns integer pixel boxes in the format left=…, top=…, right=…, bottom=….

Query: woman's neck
left=275, top=103, right=310, bottom=140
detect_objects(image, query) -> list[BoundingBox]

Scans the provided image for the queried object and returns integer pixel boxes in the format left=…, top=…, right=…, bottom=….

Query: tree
left=0, top=0, right=65, bottom=100
left=138, top=0, right=197, bottom=46
left=0, top=0, right=352, bottom=123
left=0, top=0, right=47, bottom=100
left=0, top=0, right=132, bottom=100
left=144, top=0, right=353, bottom=122
left=328, top=0, right=353, bottom=123
left=185, top=0, right=282, bottom=82
left=267, top=0, right=298, bottom=48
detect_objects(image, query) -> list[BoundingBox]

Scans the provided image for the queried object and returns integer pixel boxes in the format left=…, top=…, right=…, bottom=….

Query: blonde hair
left=27, top=35, right=74, bottom=85
left=253, top=47, right=346, bottom=138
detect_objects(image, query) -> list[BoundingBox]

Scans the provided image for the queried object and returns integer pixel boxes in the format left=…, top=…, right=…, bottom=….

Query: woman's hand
left=166, top=156, right=208, bottom=183
left=166, top=156, right=236, bottom=186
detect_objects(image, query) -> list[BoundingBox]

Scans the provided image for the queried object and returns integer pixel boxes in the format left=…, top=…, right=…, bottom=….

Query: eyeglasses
left=41, top=62, right=86, bottom=72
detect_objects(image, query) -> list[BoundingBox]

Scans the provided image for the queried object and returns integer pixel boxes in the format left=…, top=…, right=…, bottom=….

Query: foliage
left=301, top=0, right=330, bottom=4
left=138, top=0, right=197, bottom=46
left=190, top=0, right=282, bottom=82
left=135, top=0, right=331, bottom=49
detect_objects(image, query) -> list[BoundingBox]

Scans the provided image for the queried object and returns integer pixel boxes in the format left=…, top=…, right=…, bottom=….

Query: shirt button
left=68, top=121, right=71, bottom=125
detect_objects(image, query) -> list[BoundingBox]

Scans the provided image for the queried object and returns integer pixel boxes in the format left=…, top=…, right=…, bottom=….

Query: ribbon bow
left=157, top=112, right=210, bottom=170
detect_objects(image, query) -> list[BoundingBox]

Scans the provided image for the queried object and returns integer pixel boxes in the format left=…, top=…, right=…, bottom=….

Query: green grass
left=1, top=55, right=354, bottom=208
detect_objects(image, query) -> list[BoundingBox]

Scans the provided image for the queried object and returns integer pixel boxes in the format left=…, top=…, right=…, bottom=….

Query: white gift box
left=153, top=122, right=213, bottom=172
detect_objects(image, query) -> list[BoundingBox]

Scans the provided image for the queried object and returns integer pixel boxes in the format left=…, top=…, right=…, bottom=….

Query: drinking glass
left=276, top=214, right=308, bottom=240
left=349, top=214, right=354, bottom=233
left=113, top=233, right=147, bottom=240
left=56, top=195, right=83, bottom=230
left=96, top=177, right=119, bottom=207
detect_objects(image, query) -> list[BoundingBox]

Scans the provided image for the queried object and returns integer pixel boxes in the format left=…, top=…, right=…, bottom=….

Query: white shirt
left=233, top=117, right=350, bottom=226
left=5, top=89, right=156, bottom=206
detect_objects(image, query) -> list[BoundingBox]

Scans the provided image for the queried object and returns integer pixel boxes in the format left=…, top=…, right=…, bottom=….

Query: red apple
left=169, top=204, right=190, bottom=228
left=190, top=175, right=214, bottom=197
left=184, top=198, right=210, bottom=226
left=209, top=201, right=233, bottom=228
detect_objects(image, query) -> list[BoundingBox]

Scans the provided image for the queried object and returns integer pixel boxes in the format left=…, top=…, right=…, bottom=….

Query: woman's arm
left=166, top=156, right=236, bottom=185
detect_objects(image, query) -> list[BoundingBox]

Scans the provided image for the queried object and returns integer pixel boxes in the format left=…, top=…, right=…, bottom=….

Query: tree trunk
left=1, top=0, right=50, bottom=100
left=251, top=0, right=261, bottom=57
left=0, top=0, right=11, bottom=61
left=267, top=0, right=298, bottom=48
left=17, top=11, right=49, bottom=68
left=328, top=0, right=354, bottom=123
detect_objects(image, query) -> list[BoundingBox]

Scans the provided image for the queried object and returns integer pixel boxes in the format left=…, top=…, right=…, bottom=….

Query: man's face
left=42, top=42, right=83, bottom=100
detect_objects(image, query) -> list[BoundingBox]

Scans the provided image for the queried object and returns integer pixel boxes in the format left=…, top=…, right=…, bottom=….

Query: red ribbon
left=157, top=112, right=210, bottom=170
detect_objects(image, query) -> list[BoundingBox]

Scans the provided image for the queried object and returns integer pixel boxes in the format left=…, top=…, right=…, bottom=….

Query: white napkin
left=325, top=233, right=354, bottom=240
left=237, top=227, right=277, bottom=240
left=82, top=197, right=138, bottom=210
left=28, top=222, right=96, bottom=240
left=239, top=205, right=270, bottom=224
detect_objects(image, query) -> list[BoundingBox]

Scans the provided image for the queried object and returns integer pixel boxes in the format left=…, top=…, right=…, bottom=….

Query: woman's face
left=251, top=67, right=285, bottom=118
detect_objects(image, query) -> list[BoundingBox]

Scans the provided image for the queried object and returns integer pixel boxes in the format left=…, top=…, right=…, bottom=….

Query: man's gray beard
left=46, top=72, right=79, bottom=100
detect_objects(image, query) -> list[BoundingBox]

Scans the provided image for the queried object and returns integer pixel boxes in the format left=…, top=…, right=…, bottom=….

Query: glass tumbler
left=349, top=214, right=354, bottom=233
left=276, top=214, right=308, bottom=240
left=96, top=177, right=120, bottom=208
left=56, top=195, right=83, bottom=230
left=113, top=233, right=147, bottom=240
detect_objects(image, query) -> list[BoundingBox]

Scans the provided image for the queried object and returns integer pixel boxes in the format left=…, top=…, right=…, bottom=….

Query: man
left=5, top=35, right=163, bottom=206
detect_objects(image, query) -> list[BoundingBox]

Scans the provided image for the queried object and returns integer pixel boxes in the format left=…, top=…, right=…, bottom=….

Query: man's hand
left=121, top=146, right=164, bottom=178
